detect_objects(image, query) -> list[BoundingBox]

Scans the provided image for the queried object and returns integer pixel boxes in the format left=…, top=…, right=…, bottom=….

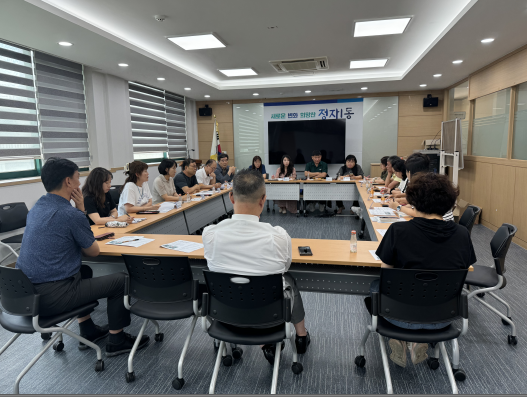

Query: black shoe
left=105, top=333, right=150, bottom=357
left=261, top=341, right=285, bottom=365
left=295, top=331, right=310, bottom=354
left=78, top=324, right=110, bottom=350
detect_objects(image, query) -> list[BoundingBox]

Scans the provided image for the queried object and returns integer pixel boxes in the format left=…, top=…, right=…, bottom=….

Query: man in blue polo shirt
left=16, top=157, right=149, bottom=356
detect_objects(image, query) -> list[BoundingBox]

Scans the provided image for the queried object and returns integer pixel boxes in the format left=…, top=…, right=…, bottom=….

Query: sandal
left=336, top=207, right=344, bottom=214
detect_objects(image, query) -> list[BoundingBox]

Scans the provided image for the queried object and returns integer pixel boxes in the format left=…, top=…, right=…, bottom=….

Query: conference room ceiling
left=2, top=0, right=527, bottom=100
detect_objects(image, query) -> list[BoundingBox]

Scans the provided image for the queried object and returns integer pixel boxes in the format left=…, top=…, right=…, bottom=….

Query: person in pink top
left=273, top=154, right=298, bottom=214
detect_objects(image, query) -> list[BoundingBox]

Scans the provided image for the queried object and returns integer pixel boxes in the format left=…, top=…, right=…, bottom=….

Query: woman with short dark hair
left=248, top=155, right=267, bottom=179
left=152, top=158, right=181, bottom=204
left=118, top=161, right=158, bottom=215
left=336, top=155, right=364, bottom=214
left=390, top=159, right=407, bottom=193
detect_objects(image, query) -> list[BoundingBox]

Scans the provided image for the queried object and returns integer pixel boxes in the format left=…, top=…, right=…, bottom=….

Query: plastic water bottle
left=186, top=193, right=191, bottom=203
left=350, top=230, right=357, bottom=253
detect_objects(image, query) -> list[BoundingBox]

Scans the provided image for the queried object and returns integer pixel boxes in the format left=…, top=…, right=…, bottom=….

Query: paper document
left=191, top=198, right=203, bottom=202
left=343, top=177, right=351, bottom=181
left=160, top=240, right=204, bottom=253
left=376, top=229, right=388, bottom=237
left=198, top=190, right=215, bottom=195
left=131, top=218, right=147, bottom=223
left=106, top=236, right=154, bottom=247
left=374, top=192, right=382, bottom=196
left=373, top=199, right=382, bottom=203
left=369, top=208, right=395, bottom=216
left=158, top=202, right=177, bottom=213
left=372, top=216, right=406, bottom=224
left=369, top=250, right=381, bottom=261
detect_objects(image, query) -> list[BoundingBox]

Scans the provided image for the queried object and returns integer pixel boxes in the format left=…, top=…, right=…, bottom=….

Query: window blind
left=34, top=51, right=90, bottom=167
left=165, top=91, right=187, bottom=160
left=0, top=41, right=40, bottom=160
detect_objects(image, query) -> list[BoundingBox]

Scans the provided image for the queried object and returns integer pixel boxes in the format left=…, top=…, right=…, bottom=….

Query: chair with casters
left=355, top=268, right=469, bottom=395
left=458, top=205, right=481, bottom=235
left=463, top=223, right=518, bottom=345
left=0, top=267, right=104, bottom=394
left=201, top=271, right=303, bottom=395
left=109, top=185, right=122, bottom=206
left=0, top=202, right=28, bottom=263
left=121, top=254, right=201, bottom=389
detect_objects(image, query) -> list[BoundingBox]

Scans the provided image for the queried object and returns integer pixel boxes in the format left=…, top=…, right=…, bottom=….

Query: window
left=128, top=82, right=187, bottom=162
left=448, top=81, right=469, bottom=155
left=472, top=88, right=511, bottom=158
left=233, top=103, right=264, bottom=169
left=512, top=82, right=527, bottom=160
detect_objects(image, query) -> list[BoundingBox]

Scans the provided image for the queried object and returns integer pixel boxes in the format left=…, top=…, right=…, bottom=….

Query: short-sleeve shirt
left=84, top=192, right=116, bottom=225
left=195, top=167, right=213, bottom=185
left=174, top=172, right=199, bottom=195
left=152, top=175, right=176, bottom=204
left=375, top=217, right=476, bottom=270
left=118, top=182, right=153, bottom=216
left=305, top=161, right=328, bottom=174
left=16, top=193, right=95, bottom=284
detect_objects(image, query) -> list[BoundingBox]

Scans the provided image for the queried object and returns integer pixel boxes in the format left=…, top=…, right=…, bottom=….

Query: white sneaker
left=307, top=203, right=316, bottom=212
left=351, top=206, right=362, bottom=216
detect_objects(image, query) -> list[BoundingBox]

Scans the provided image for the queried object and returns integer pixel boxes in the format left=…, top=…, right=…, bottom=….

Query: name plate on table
left=278, top=178, right=284, bottom=181
left=343, top=177, right=351, bottom=181
left=284, top=177, right=290, bottom=181
left=326, top=177, right=332, bottom=181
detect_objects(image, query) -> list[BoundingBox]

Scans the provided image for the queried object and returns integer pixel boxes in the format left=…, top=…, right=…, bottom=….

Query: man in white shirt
left=196, top=159, right=221, bottom=190
left=203, top=169, right=310, bottom=364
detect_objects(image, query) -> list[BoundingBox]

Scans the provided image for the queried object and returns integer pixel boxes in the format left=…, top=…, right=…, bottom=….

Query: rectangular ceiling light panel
left=167, top=33, right=225, bottom=50
left=218, top=68, right=258, bottom=77
left=349, top=59, right=388, bottom=69
left=354, top=18, right=411, bottom=37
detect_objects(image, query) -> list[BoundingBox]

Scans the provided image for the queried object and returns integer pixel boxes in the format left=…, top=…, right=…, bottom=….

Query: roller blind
left=34, top=51, right=90, bottom=167
left=165, top=91, right=187, bottom=160
left=0, top=41, right=40, bottom=160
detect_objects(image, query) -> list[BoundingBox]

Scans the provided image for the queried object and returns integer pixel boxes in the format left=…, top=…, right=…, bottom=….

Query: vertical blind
left=0, top=41, right=40, bottom=160
left=34, top=51, right=90, bottom=167
left=128, top=82, right=187, bottom=159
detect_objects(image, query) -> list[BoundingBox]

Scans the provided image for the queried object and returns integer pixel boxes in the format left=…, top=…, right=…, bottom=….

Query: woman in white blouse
left=118, top=161, right=159, bottom=216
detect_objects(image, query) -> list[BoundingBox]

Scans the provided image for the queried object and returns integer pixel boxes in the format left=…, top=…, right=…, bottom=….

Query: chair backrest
left=458, top=205, right=481, bottom=235
left=202, top=270, right=288, bottom=328
left=0, top=267, right=38, bottom=316
left=490, top=223, right=517, bottom=276
left=377, top=268, right=468, bottom=324
left=109, top=185, right=122, bottom=205
left=122, top=255, right=194, bottom=303
left=0, top=202, right=28, bottom=234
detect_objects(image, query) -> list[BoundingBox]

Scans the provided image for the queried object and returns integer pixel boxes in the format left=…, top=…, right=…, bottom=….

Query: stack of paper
left=160, top=240, right=204, bottom=253
left=106, top=236, right=154, bottom=247
left=131, top=218, right=147, bottom=224
left=372, top=217, right=406, bottom=223
left=158, top=202, right=177, bottom=213
left=369, top=208, right=395, bottom=216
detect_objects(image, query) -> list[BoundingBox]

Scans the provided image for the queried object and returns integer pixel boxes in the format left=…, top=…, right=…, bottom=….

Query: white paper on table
left=158, top=202, right=177, bottom=213
left=369, top=250, right=381, bottom=261
left=326, top=177, right=332, bottom=181
left=197, top=190, right=215, bottom=195
left=160, top=240, right=204, bottom=253
left=376, top=229, right=388, bottom=237
left=374, top=192, right=382, bottom=196
left=106, top=236, right=154, bottom=247
left=277, top=178, right=284, bottom=181
left=191, top=198, right=203, bottom=202
left=372, top=199, right=382, bottom=203
left=369, top=208, right=395, bottom=216
left=131, top=218, right=147, bottom=223
left=372, top=216, right=406, bottom=223
left=284, top=177, right=290, bottom=181
left=343, top=177, right=351, bottom=181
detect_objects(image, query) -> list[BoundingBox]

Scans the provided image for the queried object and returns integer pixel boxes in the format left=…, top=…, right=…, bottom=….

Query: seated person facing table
left=305, top=150, right=328, bottom=213
left=336, top=154, right=364, bottom=215
left=215, top=153, right=236, bottom=184
left=118, top=160, right=159, bottom=216
left=152, top=158, right=181, bottom=204
left=366, top=172, right=476, bottom=367
left=248, top=155, right=267, bottom=179
left=82, top=167, right=132, bottom=225
left=203, top=169, right=311, bottom=364
left=16, top=157, right=149, bottom=356
left=273, top=154, right=297, bottom=214
left=196, top=159, right=221, bottom=190
left=374, top=156, right=389, bottom=184
left=384, top=155, right=401, bottom=191
left=390, top=158, right=407, bottom=194
left=174, top=158, right=201, bottom=196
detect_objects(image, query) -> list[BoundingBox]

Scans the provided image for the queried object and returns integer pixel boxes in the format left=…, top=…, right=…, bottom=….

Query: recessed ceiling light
left=204, top=95, right=210, bottom=98
left=354, top=18, right=411, bottom=37
left=393, top=103, right=397, bottom=106
left=305, top=90, right=311, bottom=93
left=157, top=77, right=165, bottom=81
left=452, top=60, right=463, bottom=64
left=433, top=74, right=442, bottom=77
left=350, top=59, right=388, bottom=69
left=236, top=106, right=241, bottom=108
left=118, top=63, right=128, bottom=67
left=184, top=88, right=191, bottom=91
left=58, top=41, right=73, bottom=46
left=253, top=113, right=256, bottom=114
left=361, top=87, right=368, bottom=90
left=388, top=107, right=391, bottom=109
left=312, top=99, right=316, bottom=101
left=218, top=68, right=257, bottom=77
left=481, top=38, right=495, bottom=43
left=253, top=93, right=259, bottom=96
left=420, top=84, right=427, bottom=87
left=167, top=33, right=226, bottom=50
left=245, top=110, right=249, bottom=111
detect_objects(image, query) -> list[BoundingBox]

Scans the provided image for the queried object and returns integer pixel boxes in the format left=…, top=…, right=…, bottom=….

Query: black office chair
left=0, top=202, right=28, bottom=263
left=458, top=205, right=481, bottom=235
left=463, top=223, right=518, bottom=345
left=355, top=268, right=469, bottom=395
left=121, top=255, right=201, bottom=389
left=0, top=267, right=104, bottom=394
left=109, top=185, right=122, bottom=205
left=201, top=271, right=303, bottom=395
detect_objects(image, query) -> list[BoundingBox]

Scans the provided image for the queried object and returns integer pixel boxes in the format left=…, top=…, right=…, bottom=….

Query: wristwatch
left=396, top=205, right=402, bottom=212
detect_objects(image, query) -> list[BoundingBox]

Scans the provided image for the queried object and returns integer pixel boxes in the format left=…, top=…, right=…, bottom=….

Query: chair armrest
left=123, top=273, right=130, bottom=296
left=201, top=292, right=209, bottom=317
left=191, top=279, right=199, bottom=301
left=284, top=297, right=292, bottom=323
left=371, top=292, right=379, bottom=316
left=32, top=294, right=40, bottom=317
left=460, top=294, right=468, bottom=319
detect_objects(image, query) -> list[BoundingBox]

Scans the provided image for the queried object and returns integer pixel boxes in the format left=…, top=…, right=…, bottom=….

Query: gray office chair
left=458, top=205, right=481, bottom=235
left=0, top=202, right=28, bottom=263
left=463, top=223, right=518, bottom=345
left=109, top=185, right=122, bottom=205
left=0, top=267, right=104, bottom=394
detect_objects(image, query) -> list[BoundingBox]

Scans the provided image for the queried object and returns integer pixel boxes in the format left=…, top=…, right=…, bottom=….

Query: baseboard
left=481, top=219, right=527, bottom=250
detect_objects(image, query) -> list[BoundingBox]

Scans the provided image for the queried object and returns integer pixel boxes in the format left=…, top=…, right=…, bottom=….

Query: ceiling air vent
left=269, top=57, right=328, bottom=73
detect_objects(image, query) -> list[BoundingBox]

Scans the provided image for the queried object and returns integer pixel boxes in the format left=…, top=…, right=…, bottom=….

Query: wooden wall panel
left=398, top=115, right=443, bottom=137
left=489, top=164, right=516, bottom=226
left=198, top=122, right=233, bottom=143
left=196, top=100, right=234, bottom=164
left=513, top=168, right=527, bottom=242
left=457, top=160, right=475, bottom=204
left=471, top=161, right=492, bottom=221
left=397, top=135, right=437, bottom=157
left=398, top=92, right=443, bottom=117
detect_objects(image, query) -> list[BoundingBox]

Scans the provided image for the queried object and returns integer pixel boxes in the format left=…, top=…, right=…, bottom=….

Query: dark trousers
left=336, top=200, right=360, bottom=209
left=283, top=272, right=305, bottom=324
left=33, top=271, right=131, bottom=331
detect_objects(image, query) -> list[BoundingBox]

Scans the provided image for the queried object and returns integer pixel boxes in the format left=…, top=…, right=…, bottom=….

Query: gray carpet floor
left=0, top=210, right=525, bottom=394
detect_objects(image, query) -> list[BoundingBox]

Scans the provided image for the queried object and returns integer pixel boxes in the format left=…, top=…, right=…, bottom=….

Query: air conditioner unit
left=269, top=57, right=329, bottom=73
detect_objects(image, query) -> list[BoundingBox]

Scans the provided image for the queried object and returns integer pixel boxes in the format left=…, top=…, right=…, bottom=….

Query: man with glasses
left=196, top=159, right=221, bottom=190
left=174, top=158, right=201, bottom=195
left=215, top=153, right=236, bottom=184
